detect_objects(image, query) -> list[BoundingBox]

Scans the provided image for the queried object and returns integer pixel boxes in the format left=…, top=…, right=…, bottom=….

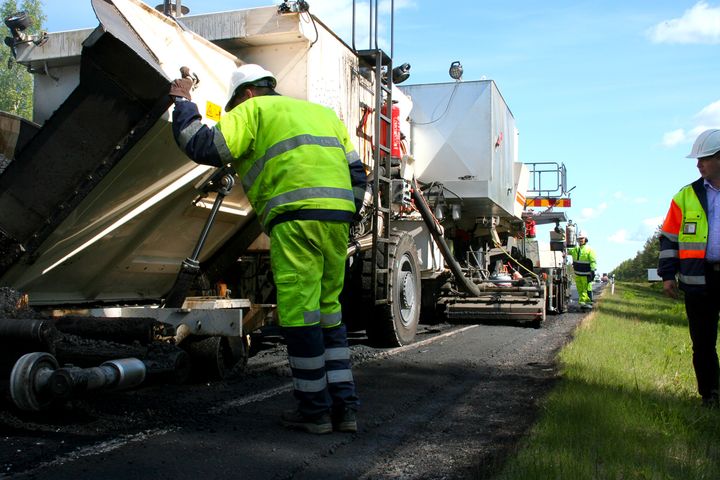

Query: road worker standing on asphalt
left=659, top=128, right=720, bottom=408
left=168, top=64, right=366, bottom=434
left=568, top=231, right=597, bottom=310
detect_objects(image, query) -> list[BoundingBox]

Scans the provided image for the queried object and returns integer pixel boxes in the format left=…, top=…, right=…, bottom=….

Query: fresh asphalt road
left=2, top=297, right=590, bottom=479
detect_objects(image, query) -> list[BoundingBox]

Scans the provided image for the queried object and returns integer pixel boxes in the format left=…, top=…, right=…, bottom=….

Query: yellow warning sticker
left=206, top=101, right=222, bottom=122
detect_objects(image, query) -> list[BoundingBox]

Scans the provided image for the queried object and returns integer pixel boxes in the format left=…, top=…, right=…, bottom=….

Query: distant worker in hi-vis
left=567, top=231, right=597, bottom=310
left=169, top=64, right=366, bottom=432
left=659, top=128, right=720, bottom=408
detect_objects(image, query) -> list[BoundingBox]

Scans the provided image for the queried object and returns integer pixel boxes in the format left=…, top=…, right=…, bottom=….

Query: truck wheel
left=558, top=277, right=569, bottom=314
left=10, top=352, right=59, bottom=411
left=366, top=231, right=421, bottom=347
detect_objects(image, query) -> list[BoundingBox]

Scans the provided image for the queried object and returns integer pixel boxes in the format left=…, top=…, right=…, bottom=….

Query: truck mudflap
left=0, top=0, right=246, bottom=305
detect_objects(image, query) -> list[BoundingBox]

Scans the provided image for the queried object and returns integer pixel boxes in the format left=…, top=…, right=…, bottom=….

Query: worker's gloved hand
left=169, top=77, right=194, bottom=101
left=169, top=66, right=197, bottom=101
left=590, top=270, right=596, bottom=279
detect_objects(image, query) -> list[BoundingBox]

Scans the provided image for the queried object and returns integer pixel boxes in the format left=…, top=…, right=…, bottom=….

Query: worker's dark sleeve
left=347, top=151, right=368, bottom=214
left=171, top=100, right=225, bottom=168
left=657, top=234, right=680, bottom=280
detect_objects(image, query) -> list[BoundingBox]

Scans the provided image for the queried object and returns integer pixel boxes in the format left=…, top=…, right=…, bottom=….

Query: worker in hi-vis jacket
left=169, top=64, right=366, bottom=434
left=568, top=231, right=597, bottom=310
left=659, top=129, right=720, bottom=408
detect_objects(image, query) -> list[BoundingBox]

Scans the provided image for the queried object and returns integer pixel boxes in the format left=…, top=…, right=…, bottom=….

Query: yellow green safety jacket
left=658, top=178, right=709, bottom=293
left=568, top=244, right=597, bottom=278
left=172, top=95, right=367, bottom=231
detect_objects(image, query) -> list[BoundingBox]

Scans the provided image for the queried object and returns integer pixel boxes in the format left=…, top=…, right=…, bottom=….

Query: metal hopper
left=0, top=0, right=249, bottom=305
left=399, top=80, right=525, bottom=234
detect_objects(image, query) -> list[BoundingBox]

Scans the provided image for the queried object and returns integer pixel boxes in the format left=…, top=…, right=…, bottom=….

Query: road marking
left=375, top=325, right=478, bottom=359
left=209, top=384, right=293, bottom=413
left=212, top=325, right=478, bottom=413
left=9, top=429, right=176, bottom=477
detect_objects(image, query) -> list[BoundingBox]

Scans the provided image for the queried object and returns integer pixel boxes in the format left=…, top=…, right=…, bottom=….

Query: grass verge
left=496, top=281, right=720, bottom=479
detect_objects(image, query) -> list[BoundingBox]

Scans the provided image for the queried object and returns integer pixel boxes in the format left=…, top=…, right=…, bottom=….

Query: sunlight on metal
left=195, top=199, right=249, bottom=217
left=42, top=164, right=213, bottom=275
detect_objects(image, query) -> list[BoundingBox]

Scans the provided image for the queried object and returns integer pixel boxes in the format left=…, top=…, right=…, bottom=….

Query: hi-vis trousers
left=576, top=274, right=591, bottom=306
left=270, top=220, right=359, bottom=416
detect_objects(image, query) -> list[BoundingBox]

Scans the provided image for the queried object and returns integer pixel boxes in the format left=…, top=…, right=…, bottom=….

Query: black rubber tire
left=557, top=274, right=570, bottom=314
left=366, top=231, right=421, bottom=347
left=10, top=352, right=58, bottom=411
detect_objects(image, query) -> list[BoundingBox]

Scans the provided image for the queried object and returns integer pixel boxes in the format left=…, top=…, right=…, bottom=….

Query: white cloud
left=695, top=100, right=720, bottom=125
left=578, top=203, right=607, bottom=221
left=580, top=207, right=595, bottom=220
left=648, top=1, right=720, bottom=44
left=609, top=229, right=629, bottom=243
left=607, top=194, right=648, bottom=207
left=662, top=128, right=687, bottom=147
left=643, top=216, right=664, bottom=227
left=608, top=219, right=661, bottom=245
left=609, top=225, right=655, bottom=244
left=689, top=125, right=711, bottom=138
left=662, top=100, right=720, bottom=148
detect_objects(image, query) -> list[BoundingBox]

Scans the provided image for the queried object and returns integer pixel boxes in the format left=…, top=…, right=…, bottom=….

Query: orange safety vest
left=658, top=178, right=708, bottom=291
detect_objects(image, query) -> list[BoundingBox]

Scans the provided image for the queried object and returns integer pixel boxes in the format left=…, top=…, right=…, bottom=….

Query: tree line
left=1, top=0, right=45, bottom=119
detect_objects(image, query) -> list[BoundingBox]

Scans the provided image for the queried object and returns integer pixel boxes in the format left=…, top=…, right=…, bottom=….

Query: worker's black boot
left=332, top=407, right=357, bottom=433
left=281, top=410, right=332, bottom=434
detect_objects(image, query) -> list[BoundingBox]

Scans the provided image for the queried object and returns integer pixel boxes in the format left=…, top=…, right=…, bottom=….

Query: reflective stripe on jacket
left=658, top=178, right=708, bottom=292
left=568, top=245, right=597, bottom=277
left=172, top=96, right=367, bottom=231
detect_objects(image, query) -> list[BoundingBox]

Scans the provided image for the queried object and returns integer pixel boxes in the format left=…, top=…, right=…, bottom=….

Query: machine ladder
left=353, top=0, right=394, bottom=306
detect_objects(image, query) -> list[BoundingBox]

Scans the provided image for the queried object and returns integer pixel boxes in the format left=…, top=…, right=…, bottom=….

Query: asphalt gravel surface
left=0, top=293, right=594, bottom=479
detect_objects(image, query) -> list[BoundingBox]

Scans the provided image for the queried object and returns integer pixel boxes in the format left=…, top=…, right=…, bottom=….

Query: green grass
left=496, top=282, right=720, bottom=479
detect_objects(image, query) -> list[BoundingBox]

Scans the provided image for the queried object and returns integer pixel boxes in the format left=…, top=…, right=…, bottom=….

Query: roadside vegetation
left=496, top=281, right=720, bottom=479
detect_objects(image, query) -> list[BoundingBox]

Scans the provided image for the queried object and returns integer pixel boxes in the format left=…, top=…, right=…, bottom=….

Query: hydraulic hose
left=411, top=187, right=481, bottom=296
left=347, top=212, right=384, bottom=257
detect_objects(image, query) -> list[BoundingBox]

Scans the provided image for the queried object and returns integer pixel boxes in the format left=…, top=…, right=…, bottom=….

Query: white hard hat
left=578, top=231, right=588, bottom=239
left=687, top=129, right=720, bottom=159
left=225, top=64, right=277, bottom=111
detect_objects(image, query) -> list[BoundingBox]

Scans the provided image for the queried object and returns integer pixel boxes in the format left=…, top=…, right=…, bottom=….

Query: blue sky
left=41, top=0, right=720, bottom=275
